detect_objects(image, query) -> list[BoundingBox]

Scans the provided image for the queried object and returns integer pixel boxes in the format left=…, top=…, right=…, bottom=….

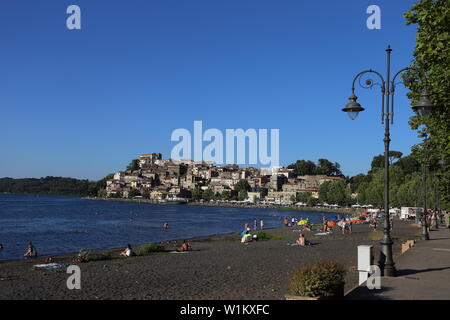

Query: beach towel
left=33, top=263, right=67, bottom=270
left=169, top=251, right=190, bottom=254
left=314, top=232, right=332, bottom=236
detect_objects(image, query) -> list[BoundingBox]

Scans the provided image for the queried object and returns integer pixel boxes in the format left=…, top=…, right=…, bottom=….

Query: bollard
left=358, top=245, right=374, bottom=285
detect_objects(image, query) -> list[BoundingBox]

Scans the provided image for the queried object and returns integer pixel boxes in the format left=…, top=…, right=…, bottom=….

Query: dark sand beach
left=0, top=219, right=420, bottom=300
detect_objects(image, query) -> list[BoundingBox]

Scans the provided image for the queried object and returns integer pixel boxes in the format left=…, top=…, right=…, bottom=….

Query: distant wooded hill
left=0, top=175, right=112, bottom=197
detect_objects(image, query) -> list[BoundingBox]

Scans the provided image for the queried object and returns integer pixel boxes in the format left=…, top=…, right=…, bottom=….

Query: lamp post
left=438, top=158, right=446, bottom=224
left=421, top=136, right=430, bottom=239
left=342, top=45, right=435, bottom=277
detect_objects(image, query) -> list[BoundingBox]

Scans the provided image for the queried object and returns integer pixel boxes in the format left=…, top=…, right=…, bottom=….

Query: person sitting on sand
left=296, top=233, right=312, bottom=246
left=24, top=242, right=37, bottom=258
left=241, top=230, right=252, bottom=243
left=120, top=244, right=133, bottom=257
left=296, top=234, right=306, bottom=246
left=177, top=240, right=191, bottom=252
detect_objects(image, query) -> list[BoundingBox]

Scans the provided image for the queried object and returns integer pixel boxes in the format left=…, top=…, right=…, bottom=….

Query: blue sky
left=0, top=0, right=421, bottom=180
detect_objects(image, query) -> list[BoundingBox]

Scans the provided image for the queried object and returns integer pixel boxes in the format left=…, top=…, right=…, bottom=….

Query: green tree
left=307, top=196, right=318, bottom=207
left=404, top=0, right=450, bottom=209
left=126, top=159, right=140, bottom=171
left=191, top=187, right=203, bottom=200
left=221, top=190, right=231, bottom=200
left=128, top=189, right=141, bottom=198
left=350, top=174, right=368, bottom=193
left=289, top=194, right=297, bottom=203
left=388, top=151, right=403, bottom=164
left=234, top=179, right=251, bottom=193
left=238, top=190, right=248, bottom=201
left=202, top=189, right=214, bottom=201
left=287, top=160, right=317, bottom=176
left=318, top=181, right=331, bottom=204
left=296, top=192, right=311, bottom=203
left=316, top=159, right=343, bottom=177
left=396, top=154, right=420, bottom=175
left=371, top=155, right=384, bottom=170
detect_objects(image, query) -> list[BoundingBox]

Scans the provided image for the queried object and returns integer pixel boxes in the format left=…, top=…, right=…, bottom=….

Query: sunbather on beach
left=120, top=244, right=133, bottom=257
left=296, top=234, right=312, bottom=246
left=241, top=231, right=252, bottom=243
left=301, top=224, right=311, bottom=232
left=24, top=242, right=37, bottom=258
left=177, top=240, right=191, bottom=252
left=296, top=234, right=306, bottom=246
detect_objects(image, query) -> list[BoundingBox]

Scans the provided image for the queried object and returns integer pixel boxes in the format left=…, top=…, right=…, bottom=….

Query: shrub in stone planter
left=288, top=260, right=346, bottom=299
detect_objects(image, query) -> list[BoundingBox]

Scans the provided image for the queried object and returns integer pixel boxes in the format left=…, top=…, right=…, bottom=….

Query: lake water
left=0, top=194, right=338, bottom=261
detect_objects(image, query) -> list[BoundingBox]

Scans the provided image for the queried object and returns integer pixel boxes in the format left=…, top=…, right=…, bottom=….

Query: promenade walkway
left=346, top=223, right=450, bottom=300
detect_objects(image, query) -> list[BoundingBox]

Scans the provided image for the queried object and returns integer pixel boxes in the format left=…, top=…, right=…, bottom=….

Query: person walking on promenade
left=444, top=211, right=450, bottom=228
left=431, top=211, right=438, bottom=230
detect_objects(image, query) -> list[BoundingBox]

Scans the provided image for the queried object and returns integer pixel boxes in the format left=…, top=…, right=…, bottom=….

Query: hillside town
left=104, top=153, right=346, bottom=204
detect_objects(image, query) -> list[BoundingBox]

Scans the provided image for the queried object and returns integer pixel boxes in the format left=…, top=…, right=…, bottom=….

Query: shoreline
left=83, top=196, right=361, bottom=215
left=0, top=227, right=276, bottom=265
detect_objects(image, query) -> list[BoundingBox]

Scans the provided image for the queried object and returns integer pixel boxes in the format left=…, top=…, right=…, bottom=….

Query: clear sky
left=0, top=0, right=421, bottom=180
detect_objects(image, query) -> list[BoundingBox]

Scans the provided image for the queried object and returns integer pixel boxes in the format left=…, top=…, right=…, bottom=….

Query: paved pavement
left=346, top=223, right=450, bottom=300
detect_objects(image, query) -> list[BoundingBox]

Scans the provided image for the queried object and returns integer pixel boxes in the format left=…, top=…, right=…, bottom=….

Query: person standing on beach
left=260, top=219, right=264, bottom=230
left=347, top=220, right=353, bottom=234
left=254, top=219, right=257, bottom=231
left=322, top=218, right=328, bottom=232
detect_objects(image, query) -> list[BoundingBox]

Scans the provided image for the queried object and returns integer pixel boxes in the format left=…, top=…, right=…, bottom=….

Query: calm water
left=0, top=194, right=337, bottom=261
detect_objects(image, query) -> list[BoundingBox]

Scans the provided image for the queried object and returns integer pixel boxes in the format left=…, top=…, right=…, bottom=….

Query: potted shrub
left=285, top=260, right=346, bottom=300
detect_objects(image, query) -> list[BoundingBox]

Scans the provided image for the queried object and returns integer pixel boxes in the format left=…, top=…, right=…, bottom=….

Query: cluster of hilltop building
left=105, top=153, right=344, bottom=203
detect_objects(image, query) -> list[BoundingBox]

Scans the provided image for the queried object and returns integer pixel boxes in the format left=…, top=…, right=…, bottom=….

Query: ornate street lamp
left=342, top=45, right=435, bottom=277
left=412, top=89, right=435, bottom=117
left=421, top=136, right=430, bottom=240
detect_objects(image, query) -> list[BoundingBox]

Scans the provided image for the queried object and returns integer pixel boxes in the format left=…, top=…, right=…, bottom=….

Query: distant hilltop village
left=104, top=153, right=344, bottom=204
